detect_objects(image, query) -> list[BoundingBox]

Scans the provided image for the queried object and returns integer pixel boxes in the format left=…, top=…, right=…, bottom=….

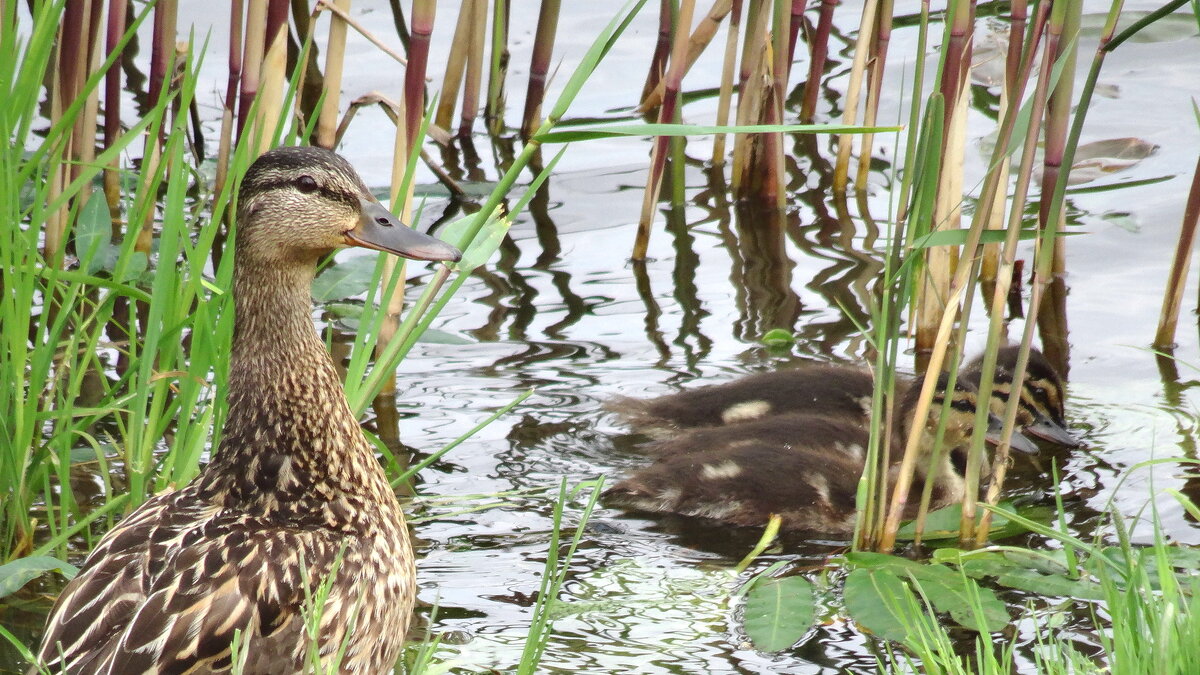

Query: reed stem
left=633, top=0, right=696, bottom=260
left=522, top=0, right=561, bottom=139
left=316, top=0, right=351, bottom=148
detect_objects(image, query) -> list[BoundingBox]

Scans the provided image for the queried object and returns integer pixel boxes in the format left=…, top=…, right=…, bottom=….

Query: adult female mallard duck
left=603, top=376, right=1033, bottom=533
left=36, top=146, right=461, bottom=674
left=606, top=346, right=1075, bottom=446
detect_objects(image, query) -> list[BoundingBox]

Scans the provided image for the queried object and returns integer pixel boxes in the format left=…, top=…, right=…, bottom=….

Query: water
left=7, top=1, right=1200, bottom=673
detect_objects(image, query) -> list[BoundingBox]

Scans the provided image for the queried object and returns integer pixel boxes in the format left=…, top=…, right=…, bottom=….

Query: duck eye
left=295, top=175, right=319, bottom=193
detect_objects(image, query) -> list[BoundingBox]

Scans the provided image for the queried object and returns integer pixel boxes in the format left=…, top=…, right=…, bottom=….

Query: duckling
left=604, top=376, right=1008, bottom=533
left=606, top=346, right=1074, bottom=446
left=36, top=146, right=461, bottom=674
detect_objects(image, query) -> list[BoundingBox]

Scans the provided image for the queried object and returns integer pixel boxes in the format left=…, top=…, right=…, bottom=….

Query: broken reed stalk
left=730, top=2, right=769, bottom=192
left=134, top=0, right=178, bottom=256
left=404, top=0, right=435, bottom=151
left=522, top=0, right=561, bottom=140
left=320, top=0, right=408, bottom=66
left=785, top=0, right=805, bottom=74
left=798, top=0, right=835, bottom=121
left=103, top=0, right=128, bottom=230
left=853, top=0, right=891, bottom=191
left=980, top=0, right=1029, bottom=282
left=831, top=0, right=877, bottom=193
left=316, top=0, right=351, bottom=148
left=459, top=0, right=487, bottom=138
left=214, top=0, right=242, bottom=203
left=236, top=0, right=266, bottom=140
left=1156, top=157, right=1200, bottom=349
left=642, top=0, right=673, bottom=106
left=712, top=0, right=742, bottom=164
left=639, top=0, right=734, bottom=112
left=754, top=0, right=789, bottom=207
left=434, top=2, right=472, bottom=131
left=633, top=0, right=696, bottom=261
left=1037, top=0, right=1082, bottom=278
left=485, top=0, right=509, bottom=135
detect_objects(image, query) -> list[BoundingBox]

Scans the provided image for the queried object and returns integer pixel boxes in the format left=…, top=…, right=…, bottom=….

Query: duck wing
left=38, top=490, right=346, bottom=674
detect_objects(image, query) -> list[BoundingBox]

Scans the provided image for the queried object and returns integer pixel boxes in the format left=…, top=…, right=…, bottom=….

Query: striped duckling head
left=964, top=346, right=1077, bottom=447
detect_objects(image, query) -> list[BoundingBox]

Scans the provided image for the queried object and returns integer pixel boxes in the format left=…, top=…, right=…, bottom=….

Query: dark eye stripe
left=243, top=178, right=360, bottom=208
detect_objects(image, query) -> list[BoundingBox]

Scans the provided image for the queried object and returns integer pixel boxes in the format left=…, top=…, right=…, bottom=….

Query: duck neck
left=200, top=261, right=396, bottom=523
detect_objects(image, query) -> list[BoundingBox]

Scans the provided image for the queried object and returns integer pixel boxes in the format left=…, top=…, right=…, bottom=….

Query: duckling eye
left=295, top=175, right=319, bottom=194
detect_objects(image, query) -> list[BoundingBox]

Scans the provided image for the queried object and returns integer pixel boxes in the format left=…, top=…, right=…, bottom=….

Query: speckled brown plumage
left=603, top=377, right=1005, bottom=533
left=36, top=146, right=460, bottom=674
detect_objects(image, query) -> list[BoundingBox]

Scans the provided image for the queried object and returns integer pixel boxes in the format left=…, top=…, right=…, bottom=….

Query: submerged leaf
left=741, top=575, right=815, bottom=652
left=1064, top=138, right=1158, bottom=185
left=312, top=255, right=379, bottom=301
left=895, top=500, right=1041, bottom=541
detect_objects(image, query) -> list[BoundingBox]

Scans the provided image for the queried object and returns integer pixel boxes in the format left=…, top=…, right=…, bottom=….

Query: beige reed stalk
left=730, top=2, right=769, bottom=192
left=832, top=0, right=877, bottom=193
left=459, top=0, right=487, bottom=137
left=914, top=83, right=967, bottom=354
left=254, top=4, right=288, bottom=154
left=712, top=0, right=742, bottom=164
left=316, top=0, right=351, bottom=148
left=237, top=0, right=266, bottom=140
left=434, top=3, right=472, bottom=130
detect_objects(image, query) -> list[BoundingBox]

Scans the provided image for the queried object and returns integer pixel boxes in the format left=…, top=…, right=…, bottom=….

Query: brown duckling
left=606, top=346, right=1075, bottom=446
left=36, top=146, right=461, bottom=674
left=604, top=376, right=1013, bottom=533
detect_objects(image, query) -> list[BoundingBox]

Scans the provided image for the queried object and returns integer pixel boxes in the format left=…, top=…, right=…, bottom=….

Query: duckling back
left=605, top=365, right=874, bottom=436
left=604, top=416, right=870, bottom=533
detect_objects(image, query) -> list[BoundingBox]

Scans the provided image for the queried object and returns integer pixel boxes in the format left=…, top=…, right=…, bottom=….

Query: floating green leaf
left=741, top=575, right=815, bottom=652
left=760, top=329, right=796, bottom=347
left=845, top=552, right=1008, bottom=633
left=843, top=567, right=919, bottom=642
left=0, top=556, right=78, bottom=599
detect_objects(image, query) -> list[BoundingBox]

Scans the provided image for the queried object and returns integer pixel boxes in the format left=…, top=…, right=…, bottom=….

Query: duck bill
left=346, top=198, right=462, bottom=263
left=984, top=416, right=1040, bottom=455
left=1026, top=413, right=1080, bottom=447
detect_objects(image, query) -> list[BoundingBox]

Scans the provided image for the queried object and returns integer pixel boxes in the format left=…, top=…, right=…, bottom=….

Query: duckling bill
left=36, top=146, right=459, bottom=674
